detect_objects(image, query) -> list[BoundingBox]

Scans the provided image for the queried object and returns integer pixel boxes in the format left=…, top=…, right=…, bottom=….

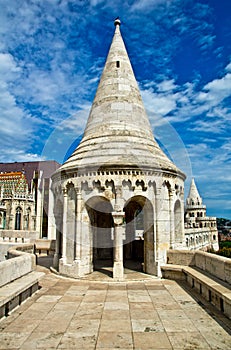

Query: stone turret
left=184, top=179, right=219, bottom=251
left=60, top=19, right=183, bottom=177
left=52, top=20, right=186, bottom=279
left=186, top=179, right=206, bottom=218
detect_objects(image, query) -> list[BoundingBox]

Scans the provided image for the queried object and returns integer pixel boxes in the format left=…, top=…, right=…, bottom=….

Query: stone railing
left=166, top=250, right=231, bottom=285
left=0, top=244, right=36, bottom=288
left=0, top=230, right=38, bottom=242
left=0, top=244, right=44, bottom=318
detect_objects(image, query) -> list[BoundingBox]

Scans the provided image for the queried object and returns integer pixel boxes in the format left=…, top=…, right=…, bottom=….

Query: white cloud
left=130, top=0, right=170, bottom=12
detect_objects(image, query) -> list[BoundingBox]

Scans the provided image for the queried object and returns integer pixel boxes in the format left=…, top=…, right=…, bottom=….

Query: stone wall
left=167, top=250, right=231, bottom=284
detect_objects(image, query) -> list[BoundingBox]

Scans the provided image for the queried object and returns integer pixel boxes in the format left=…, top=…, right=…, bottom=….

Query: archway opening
left=86, top=196, right=114, bottom=271
left=124, top=196, right=154, bottom=273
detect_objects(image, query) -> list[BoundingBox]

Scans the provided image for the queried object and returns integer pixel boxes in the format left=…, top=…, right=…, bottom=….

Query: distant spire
left=114, top=17, right=121, bottom=26
left=187, top=178, right=202, bottom=206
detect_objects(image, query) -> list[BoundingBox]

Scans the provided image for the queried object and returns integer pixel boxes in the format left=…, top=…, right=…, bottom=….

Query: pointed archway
left=124, top=196, right=154, bottom=273
left=85, top=196, right=114, bottom=271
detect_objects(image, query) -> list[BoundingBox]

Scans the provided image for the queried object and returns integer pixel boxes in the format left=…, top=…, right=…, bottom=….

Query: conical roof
left=60, top=20, right=185, bottom=178
left=187, top=178, right=202, bottom=205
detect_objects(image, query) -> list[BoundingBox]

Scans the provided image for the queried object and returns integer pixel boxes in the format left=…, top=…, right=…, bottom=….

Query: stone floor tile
left=127, top=283, right=146, bottom=290
left=130, top=308, right=160, bottom=320
left=152, top=300, right=181, bottom=310
left=183, top=306, right=211, bottom=319
left=108, top=283, right=127, bottom=290
left=59, top=295, right=83, bottom=302
left=157, top=309, right=189, bottom=319
left=34, top=318, right=71, bottom=332
left=201, top=331, right=231, bottom=350
left=160, top=318, right=198, bottom=333
left=3, top=318, right=40, bottom=333
left=102, top=309, right=130, bottom=320
left=167, top=331, right=211, bottom=349
left=131, top=319, right=164, bottom=332
left=129, top=302, right=155, bottom=310
left=100, top=319, right=132, bottom=332
left=66, top=318, right=100, bottom=334
left=0, top=333, right=30, bottom=349
left=53, top=301, right=80, bottom=312
left=128, top=294, right=152, bottom=302
left=17, top=303, right=55, bottom=320
left=104, top=301, right=129, bottom=310
left=133, top=331, right=172, bottom=349
left=83, top=294, right=107, bottom=302
left=20, top=331, right=63, bottom=349
left=73, top=308, right=103, bottom=319
left=35, top=295, right=62, bottom=303
left=147, top=289, right=170, bottom=296
left=64, top=287, right=88, bottom=296
left=89, top=283, right=108, bottom=290
left=58, top=333, right=97, bottom=349
left=106, top=296, right=128, bottom=303
left=192, top=317, right=228, bottom=333
left=145, top=283, right=166, bottom=290
left=106, top=290, right=128, bottom=296
left=96, top=332, right=133, bottom=349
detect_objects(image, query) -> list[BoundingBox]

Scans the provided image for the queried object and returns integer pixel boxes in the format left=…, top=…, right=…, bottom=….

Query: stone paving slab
left=0, top=272, right=230, bottom=349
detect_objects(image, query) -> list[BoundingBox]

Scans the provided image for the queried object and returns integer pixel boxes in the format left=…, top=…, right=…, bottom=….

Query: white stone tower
left=52, top=19, right=186, bottom=279
left=185, top=178, right=219, bottom=250
left=186, top=178, right=206, bottom=218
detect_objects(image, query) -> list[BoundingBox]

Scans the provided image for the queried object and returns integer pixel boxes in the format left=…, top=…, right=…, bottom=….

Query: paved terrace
left=0, top=263, right=231, bottom=350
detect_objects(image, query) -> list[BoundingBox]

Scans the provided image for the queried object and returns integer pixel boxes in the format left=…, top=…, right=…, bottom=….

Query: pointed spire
left=61, top=21, right=185, bottom=178
left=187, top=178, right=202, bottom=206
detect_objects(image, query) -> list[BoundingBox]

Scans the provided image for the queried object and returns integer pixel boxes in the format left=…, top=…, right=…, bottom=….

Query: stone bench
left=35, top=239, right=56, bottom=255
left=0, top=271, right=44, bottom=319
left=161, top=264, right=231, bottom=319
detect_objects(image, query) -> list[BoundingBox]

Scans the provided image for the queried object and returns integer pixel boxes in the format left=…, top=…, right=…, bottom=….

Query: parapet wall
left=0, top=244, right=36, bottom=288
left=167, top=250, right=231, bottom=285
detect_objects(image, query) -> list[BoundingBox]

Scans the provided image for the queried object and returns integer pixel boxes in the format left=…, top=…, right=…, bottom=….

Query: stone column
left=169, top=190, right=175, bottom=249
left=154, top=187, right=162, bottom=277
left=74, top=186, right=82, bottom=263
left=112, top=211, right=125, bottom=280
left=53, top=224, right=61, bottom=269
left=61, top=188, right=68, bottom=263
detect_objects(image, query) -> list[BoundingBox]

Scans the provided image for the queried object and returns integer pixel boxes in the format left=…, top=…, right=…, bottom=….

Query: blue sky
left=0, top=0, right=230, bottom=218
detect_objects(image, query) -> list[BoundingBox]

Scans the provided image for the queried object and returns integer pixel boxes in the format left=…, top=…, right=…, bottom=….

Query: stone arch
left=85, top=195, right=114, bottom=270
left=123, top=195, right=154, bottom=274
left=174, top=199, right=183, bottom=242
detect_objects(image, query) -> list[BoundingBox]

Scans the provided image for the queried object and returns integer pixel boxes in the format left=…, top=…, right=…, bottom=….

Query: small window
left=116, top=61, right=120, bottom=68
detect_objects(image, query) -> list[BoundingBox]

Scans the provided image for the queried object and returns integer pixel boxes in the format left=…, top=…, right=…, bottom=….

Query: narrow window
left=116, top=61, right=120, bottom=68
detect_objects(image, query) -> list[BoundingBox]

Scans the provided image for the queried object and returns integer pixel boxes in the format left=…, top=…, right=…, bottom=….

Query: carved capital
left=112, top=211, right=125, bottom=226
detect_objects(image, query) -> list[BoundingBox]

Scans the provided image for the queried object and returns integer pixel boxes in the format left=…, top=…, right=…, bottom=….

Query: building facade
left=52, top=19, right=187, bottom=279
left=0, top=161, right=60, bottom=239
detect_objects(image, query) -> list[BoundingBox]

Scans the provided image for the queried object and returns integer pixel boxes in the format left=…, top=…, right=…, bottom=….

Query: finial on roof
left=114, top=17, right=121, bottom=26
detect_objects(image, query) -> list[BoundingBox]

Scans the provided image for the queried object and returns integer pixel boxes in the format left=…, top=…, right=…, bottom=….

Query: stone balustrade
left=0, top=244, right=44, bottom=318
left=162, top=250, right=231, bottom=319
left=0, top=244, right=36, bottom=288
left=0, top=230, right=38, bottom=242
left=166, top=250, right=231, bottom=285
